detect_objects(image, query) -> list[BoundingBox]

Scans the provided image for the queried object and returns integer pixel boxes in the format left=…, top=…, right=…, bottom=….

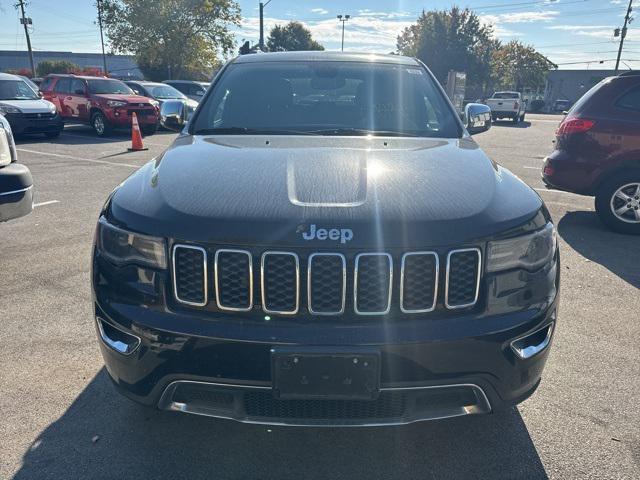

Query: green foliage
left=101, top=0, right=240, bottom=81
left=36, top=60, right=80, bottom=77
left=491, top=41, right=557, bottom=91
left=397, top=7, right=497, bottom=90
left=267, top=22, right=324, bottom=52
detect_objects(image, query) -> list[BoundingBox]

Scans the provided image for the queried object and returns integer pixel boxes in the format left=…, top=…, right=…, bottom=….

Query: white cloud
left=357, top=9, right=413, bottom=19
left=310, top=8, right=328, bottom=15
left=480, top=10, right=559, bottom=25
left=239, top=15, right=414, bottom=53
left=545, top=25, right=619, bottom=39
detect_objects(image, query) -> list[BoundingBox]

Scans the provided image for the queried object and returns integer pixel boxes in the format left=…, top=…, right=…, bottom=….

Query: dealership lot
left=1, top=115, right=638, bottom=479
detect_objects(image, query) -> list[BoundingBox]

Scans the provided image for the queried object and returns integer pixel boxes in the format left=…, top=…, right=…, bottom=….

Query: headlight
left=106, top=100, right=127, bottom=108
left=149, top=99, right=160, bottom=108
left=0, top=103, right=21, bottom=115
left=47, top=102, right=57, bottom=113
left=487, top=223, right=557, bottom=273
left=97, top=217, right=167, bottom=269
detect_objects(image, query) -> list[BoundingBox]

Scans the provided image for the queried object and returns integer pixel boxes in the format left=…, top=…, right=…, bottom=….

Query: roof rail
left=617, top=70, right=639, bottom=77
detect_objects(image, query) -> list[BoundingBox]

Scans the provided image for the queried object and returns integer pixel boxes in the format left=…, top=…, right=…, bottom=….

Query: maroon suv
left=41, top=75, right=160, bottom=137
left=543, top=72, right=640, bottom=234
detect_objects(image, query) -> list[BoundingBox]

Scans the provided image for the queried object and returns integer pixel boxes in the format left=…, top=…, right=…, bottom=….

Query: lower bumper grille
left=159, top=381, right=492, bottom=426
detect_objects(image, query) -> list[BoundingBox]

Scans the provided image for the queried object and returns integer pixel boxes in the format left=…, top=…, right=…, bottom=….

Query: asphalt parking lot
left=1, top=114, right=639, bottom=479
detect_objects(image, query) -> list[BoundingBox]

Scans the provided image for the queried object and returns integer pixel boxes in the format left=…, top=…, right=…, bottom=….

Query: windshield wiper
left=306, top=128, right=421, bottom=137
left=194, top=127, right=317, bottom=135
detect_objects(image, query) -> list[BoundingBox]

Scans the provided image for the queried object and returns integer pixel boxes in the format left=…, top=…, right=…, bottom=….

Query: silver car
left=0, top=113, right=33, bottom=222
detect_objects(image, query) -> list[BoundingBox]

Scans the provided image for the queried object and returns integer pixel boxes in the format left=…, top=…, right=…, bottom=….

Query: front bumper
left=4, top=112, right=63, bottom=135
left=92, top=250, right=559, bottom=426
left=0, top=162, right=33, bottom=222
left=108, top=108, right=159, bottom=127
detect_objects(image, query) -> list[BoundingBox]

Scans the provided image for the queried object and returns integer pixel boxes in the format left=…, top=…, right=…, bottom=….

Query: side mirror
left=464, top=103, right=492, bottom=135
left=160, top=100, right=188, bottom=132
left=38, top=91, right=43, bottom=98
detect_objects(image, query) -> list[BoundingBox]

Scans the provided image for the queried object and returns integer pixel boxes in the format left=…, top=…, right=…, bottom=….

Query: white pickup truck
left=485, top=91, right=526, bottom=124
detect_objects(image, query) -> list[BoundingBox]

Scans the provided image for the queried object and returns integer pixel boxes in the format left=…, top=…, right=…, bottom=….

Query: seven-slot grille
left=172, top=245, right=482, bottom=315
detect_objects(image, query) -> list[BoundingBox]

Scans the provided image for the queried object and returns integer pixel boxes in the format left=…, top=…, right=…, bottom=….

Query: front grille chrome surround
left=214, top=249, right=254, bottom=312
left=354, top=253, right=393, bottom=315
left=400, top=251, right=439, bottom=313
left=307, top=253, right=347, bottom=315
left=445, top=248, right=482, bottom=309
left=172, top=244, right=208, bottom=307
left=261, top=251, right=300, bottom=315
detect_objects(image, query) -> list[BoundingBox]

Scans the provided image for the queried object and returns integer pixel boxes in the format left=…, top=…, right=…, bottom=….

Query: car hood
left=109, top=135, right=543, bottom=248
left=92, top=94, right=152, bottom=104
left=0, top=99, right=54, bottom=113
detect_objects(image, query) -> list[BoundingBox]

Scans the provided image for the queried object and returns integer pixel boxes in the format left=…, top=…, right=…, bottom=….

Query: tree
left=266, top=22, right=324, bottom=52
left=397, top=7, right=497, bottom=90
left=36, top=60, right=80, bottom=77
left=101, top=0, right=240, bottom=81
left=491, top=40, right=557, bottom=91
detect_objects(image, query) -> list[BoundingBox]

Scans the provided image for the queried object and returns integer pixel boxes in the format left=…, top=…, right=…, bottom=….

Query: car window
left=54, top=78, right=71, bottom=94
left=71, top=79, right=85, bottom=95
left=127, top=83, right=142, bottom=95
left=615, top=85, right=640, bottom=111
left=567, top=78, right=609, bottom=115
left=190, top=84, right=206, bottom=96
left=0, top=79, right=39, bottom=100
left=150, top=85, right=185, bottom=99
left=87, top=79, right=134, bottom=95
left=40, top=77, right=54, bottom=91
left=492, top=92, right=519, bottom=99
left=168, top=83, right=187, bottom=94
left=194, top=61, right=461, bottom=138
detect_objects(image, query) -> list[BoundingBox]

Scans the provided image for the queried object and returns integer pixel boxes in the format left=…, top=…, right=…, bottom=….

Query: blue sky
left=0, top=0, right=638, bottom=70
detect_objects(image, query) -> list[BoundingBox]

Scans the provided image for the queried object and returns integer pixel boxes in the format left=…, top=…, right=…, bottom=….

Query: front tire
left=512, top=114, right=519, bottom=124
left=91, top=111, right=112, bottom=137
left=595, top=170, right=640, bottom=235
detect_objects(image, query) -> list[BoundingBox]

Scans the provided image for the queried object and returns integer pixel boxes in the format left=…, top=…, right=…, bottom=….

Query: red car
left=543, top=72, right=640, bottom=234
left=40, top=74, right=160, bottom=137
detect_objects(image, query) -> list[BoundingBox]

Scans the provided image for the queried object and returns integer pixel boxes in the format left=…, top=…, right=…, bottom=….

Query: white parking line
left=33, top=200, right=60, bottom=208
left=17, top=148, right=139, bottom=168
left=60, top=132, right=168, bottom=147
left=524, top=166, right=540, bottom=170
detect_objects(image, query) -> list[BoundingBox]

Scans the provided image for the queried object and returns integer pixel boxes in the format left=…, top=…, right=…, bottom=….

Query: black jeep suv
left=92, top=52, right=559, bottom=426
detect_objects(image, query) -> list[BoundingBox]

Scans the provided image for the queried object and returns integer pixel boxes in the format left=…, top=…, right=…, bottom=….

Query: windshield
left=88, top=79, right=134, bottom=95
left=150, top=85, right=185, bottom=99
left=0, top=79, right=39, bottom=100
left=193, top=61, right=461, bottom=138
left=492, top=92, right=519, bottom=99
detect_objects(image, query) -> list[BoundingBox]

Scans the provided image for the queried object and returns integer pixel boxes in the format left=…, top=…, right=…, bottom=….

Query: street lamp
left=337, top=14, right=350, bottom=52
left=259, top=0, right=273, bottom=51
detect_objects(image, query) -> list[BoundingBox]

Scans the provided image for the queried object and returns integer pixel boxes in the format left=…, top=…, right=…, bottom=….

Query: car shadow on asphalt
left=492, top=121, right=532, bottom=129
left=558, top=211, right=640, bottom=288
left=12, top=369, right=548, bottom=480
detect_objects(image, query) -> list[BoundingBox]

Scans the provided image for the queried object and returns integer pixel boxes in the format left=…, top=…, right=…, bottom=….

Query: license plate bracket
left=272, top=347, right=380, bottom=400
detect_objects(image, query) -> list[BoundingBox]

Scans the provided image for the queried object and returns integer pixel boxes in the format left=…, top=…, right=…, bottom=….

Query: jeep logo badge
left=302, top=224, right=353, bottom=244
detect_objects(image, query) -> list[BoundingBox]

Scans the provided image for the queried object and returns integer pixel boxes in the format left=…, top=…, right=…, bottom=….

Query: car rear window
left=615, top=85, right=640, bottom=111
left=567, top=78, right=611, bottom=115
left=193, top=61, right=461, bottom=138
left=492, top=92, right=519, bottom=99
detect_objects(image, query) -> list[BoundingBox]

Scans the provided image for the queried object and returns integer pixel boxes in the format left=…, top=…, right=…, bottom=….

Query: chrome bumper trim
left=157, top=380, right=492, bottom=427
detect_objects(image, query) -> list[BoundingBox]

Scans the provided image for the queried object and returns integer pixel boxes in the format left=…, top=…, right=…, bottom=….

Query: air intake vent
left=214, top=249, right=253, bottom=311
left=261, top=252, right=299, bottom=315
left=446, top=248, right=481, bottom=309
left=172, top=245, right=207, bottom=306
left=354, top=253, right=393, bottom=315
left=308, top=253, right=346, bottom=315
left=400, top=252, right=438, bottom=313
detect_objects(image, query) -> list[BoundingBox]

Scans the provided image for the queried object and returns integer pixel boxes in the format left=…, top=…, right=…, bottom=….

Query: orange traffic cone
left=128, top=112, right=148, bottom=152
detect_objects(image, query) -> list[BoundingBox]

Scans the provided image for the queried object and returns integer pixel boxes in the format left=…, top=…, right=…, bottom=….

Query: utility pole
left=337, top=14, right=350, bottom=51
left=615, top=0, right=634, bottom=73
left=259, top=0, right=272, bottom=51
left=96, top=0, right=108, bottom=75
left=16, top=0, right=35, bottom=77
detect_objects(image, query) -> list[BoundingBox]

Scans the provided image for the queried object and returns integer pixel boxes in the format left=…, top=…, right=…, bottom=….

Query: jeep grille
left=171, top=245, right=482, bottom=316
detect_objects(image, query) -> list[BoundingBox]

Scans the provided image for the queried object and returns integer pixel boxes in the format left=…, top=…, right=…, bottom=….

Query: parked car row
left=0, top=72, right=210, bottom=138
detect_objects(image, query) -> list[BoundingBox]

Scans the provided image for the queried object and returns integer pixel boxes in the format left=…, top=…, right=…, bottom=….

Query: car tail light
left=514, top=101, right=519, bottom=110
left=556, top=117, right=595, bottom=136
